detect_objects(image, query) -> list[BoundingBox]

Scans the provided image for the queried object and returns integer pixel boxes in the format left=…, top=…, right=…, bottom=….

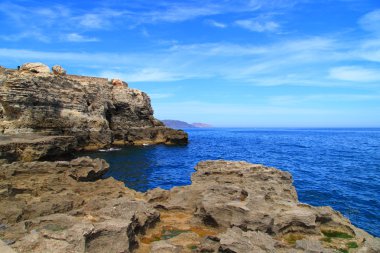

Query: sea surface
left=83, top=128, right=380, bottom=237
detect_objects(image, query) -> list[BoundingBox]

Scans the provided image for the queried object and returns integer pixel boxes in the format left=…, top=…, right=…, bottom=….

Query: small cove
left=78, top=128, right=380, bottom=237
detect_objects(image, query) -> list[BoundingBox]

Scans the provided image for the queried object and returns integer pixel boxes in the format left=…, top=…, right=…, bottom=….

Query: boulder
left=20, top=63, right=50, bottom=73
left=52, top=65, right=66, bottom=75
left=111, top=79, right=126, bottom=87
left=219, top=227, right=276, bottom=253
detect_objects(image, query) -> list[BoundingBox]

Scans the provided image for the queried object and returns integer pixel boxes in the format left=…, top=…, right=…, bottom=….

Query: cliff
left=0, top=158, right=378, bottom=252
left=0, top=63, right=187, bottom=161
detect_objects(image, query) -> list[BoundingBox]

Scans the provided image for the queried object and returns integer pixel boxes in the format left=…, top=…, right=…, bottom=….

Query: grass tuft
left=283, top=233, right=304, bottom=245
left=320, top=237, right=332, bottom=243
left=321, top=230, right=353, bottom=239
left=346, top=241, right=358, bottom=249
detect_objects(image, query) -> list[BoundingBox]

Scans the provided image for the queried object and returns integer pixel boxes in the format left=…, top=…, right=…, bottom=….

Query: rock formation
left=0, top=159, right=378, bottom=252
left=0, top=63, right=187, bottom=161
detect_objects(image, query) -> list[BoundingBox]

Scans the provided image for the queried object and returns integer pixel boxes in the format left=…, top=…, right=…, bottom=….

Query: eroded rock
left=20, top=62, right=50, bottom=74
left=0, top=157, right=159, bottom=253
left=0, top=64, right=188, bottom=161
left=52, top=65, right=66, bottom=75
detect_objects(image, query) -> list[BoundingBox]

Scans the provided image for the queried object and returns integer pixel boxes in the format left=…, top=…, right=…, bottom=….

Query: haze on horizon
left=0, top=0, right=379, bottom=127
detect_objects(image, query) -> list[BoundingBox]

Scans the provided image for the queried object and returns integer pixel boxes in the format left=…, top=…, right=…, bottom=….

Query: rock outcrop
left=0, top=157, right=159, bottom=253
left=1, top=159, right=378, bottom=252
left=142, top=160, right=380, bottom=253
left=0, top=63, right=187, bottom=161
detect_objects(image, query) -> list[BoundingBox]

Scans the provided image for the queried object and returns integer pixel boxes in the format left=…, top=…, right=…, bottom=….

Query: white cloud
left=0, top=31, right=50, bottom=43
left=78, top=14, right=105, bottom=29
left=0, top=35, right=371, bottom=87
left=149, top=93, right=174, bottom=99
left=100, top=69, right=183, bottom=82
left=235, top=19, right=279, bottom=32
left=359, top=9, right=380, bottom=34
left=268, top=94, right=380, bottom=105
left=205, top=19, right=227, bottom=28
left=64, top=33, right=99, bottom=42
left=329, top=66, right=380, bottom=82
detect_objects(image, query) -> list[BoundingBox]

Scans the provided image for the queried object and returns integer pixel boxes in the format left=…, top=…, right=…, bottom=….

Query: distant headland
left=162, top=119, right=212, bottom=129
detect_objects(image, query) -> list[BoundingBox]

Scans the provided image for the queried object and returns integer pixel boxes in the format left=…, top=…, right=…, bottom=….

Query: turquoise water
left=83, top=128, right=380, bottom=237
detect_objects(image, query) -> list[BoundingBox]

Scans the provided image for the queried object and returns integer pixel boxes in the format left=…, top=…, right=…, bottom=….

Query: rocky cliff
left=0, top=63, right=187, bottom=161
left=0, top=158, right=378, bottom=252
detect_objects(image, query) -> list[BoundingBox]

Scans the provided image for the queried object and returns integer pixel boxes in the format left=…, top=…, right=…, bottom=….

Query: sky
left=0, top=0, right=379, bottom=127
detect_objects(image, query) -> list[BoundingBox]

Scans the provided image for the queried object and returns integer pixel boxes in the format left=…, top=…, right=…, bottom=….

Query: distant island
left=162, top=120, right=212, bottom=129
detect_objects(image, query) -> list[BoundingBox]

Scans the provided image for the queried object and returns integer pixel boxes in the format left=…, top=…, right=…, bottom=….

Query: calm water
left=82, top=128, right=380, bottom=237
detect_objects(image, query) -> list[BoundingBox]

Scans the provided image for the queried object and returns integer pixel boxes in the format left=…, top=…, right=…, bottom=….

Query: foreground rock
left=1, top=159, right=379, bottom=252
left=0, top=157, right=159, bottom=253
left=0, top=63, right=187, bottom=161
left=143, top=161, right=380, bottom=253
left=0, top=134, right=76, bottom=162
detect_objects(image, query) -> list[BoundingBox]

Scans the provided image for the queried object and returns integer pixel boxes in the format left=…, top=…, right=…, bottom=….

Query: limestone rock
left=295, top=239, right=333, bottom=253
left=20, top=63, right=50, bottom=74
left=0, top=134, right=77, bottom=162
left=111, top=79, right=127, bottom=87
left=52, top=65, right=66, bottom=75
left=150, top=240, right=181, bottom=253
left=219, top=227, right=276, bottom=253
left=0, top=157, right=159, bottom=253
left=144, top=160, right=379, bottom=253
left=0, top=64, right=188, bottom=161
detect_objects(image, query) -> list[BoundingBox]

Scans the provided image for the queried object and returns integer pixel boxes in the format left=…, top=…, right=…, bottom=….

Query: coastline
left=0, top=64, right=379, bottom=252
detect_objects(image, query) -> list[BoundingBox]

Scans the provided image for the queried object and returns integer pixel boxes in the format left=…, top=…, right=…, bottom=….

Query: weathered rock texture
left=0, top=157, right=159, bottom=253
left=2, top=159, right=377, bottom=252
left=142, top=161, right=380, bottom=253
left=0, top=64, right=187, bottom=161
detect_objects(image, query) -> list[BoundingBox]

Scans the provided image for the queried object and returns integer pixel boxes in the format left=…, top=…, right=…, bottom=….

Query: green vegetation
left=320, top=237, right=332, bottom=243
left=161, top=229, right=189, bottom=240
left=283, top=233, right=305, bottom=245
left=188, top=244, right=198, bottom=250
left=321, top=230, right=353, bottom=239
left=346, top=241, right=358, bottom=249
left=338, top=249, right=348, bottom=253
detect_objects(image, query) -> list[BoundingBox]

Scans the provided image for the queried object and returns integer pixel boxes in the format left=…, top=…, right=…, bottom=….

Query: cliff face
left=0, top=63, right=187, bottom=161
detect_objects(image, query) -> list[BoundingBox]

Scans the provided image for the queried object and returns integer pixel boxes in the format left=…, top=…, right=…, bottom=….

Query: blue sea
left=83, top=128, right=380, bottom=237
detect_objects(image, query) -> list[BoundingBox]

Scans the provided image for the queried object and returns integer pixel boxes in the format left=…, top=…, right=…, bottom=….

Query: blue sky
left=0, top=0, right=379, bottom=127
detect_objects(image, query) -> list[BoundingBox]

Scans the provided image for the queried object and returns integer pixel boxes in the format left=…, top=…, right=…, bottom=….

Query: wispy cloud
left=235, top=19, right=279, bottom=32
left=63, top=33, right=99, bottom=42
left=329, top=66, right=380, bottom=82
left=150, top=93, right=174, bottom=99
left=268, top=94, right=380, bottom=105
left=205, top=19, right=227, bottom=28
left=0, top=30, right=50, bottom=42
left=99, top=69, right=184, bottom=82
left=359, top=9, right=380, bottom=35
left=0, top=35, right=361, bottom=86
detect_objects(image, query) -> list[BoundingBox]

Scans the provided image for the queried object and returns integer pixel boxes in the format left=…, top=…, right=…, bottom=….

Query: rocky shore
left=0, top=158, right=379, bottom=252
left=0, top=63, right=187, bottom=162
left=0, top=63, right=379, bottom=252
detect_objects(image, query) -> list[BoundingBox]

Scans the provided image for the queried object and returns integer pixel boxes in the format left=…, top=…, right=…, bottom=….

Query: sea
left=82, top=128, right=380, bottom=237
